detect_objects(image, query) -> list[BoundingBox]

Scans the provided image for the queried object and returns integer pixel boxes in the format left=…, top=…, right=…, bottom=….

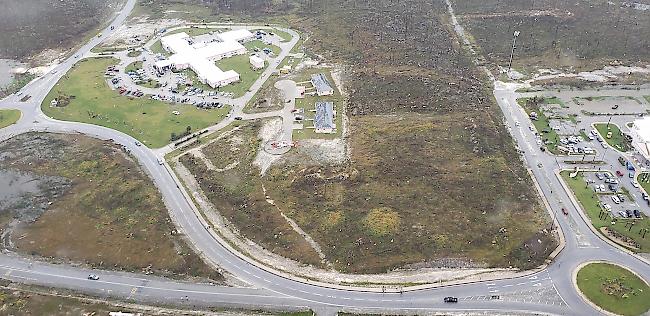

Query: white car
left=632, top=181, right=640, bottom=188
left=611, top=196, right=621, bottom=204
left=157, top=158, right=164, bottom=165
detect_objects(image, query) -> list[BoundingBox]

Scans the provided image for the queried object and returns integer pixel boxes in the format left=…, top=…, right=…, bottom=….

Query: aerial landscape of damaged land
left=0, top=0, right=649, bottom=315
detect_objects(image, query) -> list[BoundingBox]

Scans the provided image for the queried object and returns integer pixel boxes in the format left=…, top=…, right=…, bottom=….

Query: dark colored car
left=562, top=208, right=568, bottom=215
left=234, top=116, right=243, bottom=121
left=444, top=297, right=458, bottom=303
left=634, top=210, right=641, bottom=218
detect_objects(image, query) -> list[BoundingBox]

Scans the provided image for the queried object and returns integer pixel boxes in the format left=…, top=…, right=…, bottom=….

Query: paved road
left=0, top=0, right=648, bottom=315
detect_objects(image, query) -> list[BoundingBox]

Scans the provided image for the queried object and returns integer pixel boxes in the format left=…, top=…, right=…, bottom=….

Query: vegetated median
left=0, top=133, right=223, bottom=282
left=517, top=96, right=566, bottom=154
left=41, top=58, right=228, bottom=148
left=561, top=171, right=650, bottom=252
left=0, top=109, right=21, bottom=128
left=594, top=123, right=633, bottom=152
left=577, top=262, right=650, bottom=316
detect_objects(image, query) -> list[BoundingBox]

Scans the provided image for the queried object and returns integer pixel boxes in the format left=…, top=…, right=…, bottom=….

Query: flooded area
left=0, top=59, right=27, bottom=88
left=0, top=168, right=70, bottom=222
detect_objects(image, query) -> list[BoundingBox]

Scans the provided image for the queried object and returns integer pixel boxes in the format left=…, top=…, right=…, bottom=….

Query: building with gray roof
left=310, top=73, right=334, bottom=96
left=314, top=101, right=336, bottom=134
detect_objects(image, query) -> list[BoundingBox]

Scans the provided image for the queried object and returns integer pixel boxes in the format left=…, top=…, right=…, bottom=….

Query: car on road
left=643, top=192, right=649, bottom=200
left=562, top=208, right=568, bottom=215
left=611, top=196, right=621, bottom=204
left=157, top=158, right=164, bottom=165
left=616, top=170, right=624, bottom=177
left=87, top=274, right=99, bottom=280
left=234, top=116, right=243, bottom=121
left=135, top=141, right=141, bottom=146
left=444, top=297, right=458, bottom=303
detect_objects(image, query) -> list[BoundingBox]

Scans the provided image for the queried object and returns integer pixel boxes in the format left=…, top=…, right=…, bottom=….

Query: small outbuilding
left=249, top=55, right=265, bottom=69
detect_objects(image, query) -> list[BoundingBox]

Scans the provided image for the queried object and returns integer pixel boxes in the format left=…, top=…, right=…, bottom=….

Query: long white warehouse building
left=154, top=29, right=254, bottom=88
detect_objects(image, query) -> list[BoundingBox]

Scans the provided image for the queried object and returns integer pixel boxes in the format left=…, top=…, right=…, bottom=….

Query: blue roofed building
left=314, top=101, right=336, bottom=134
left=310, top=73, right=334, bottom=96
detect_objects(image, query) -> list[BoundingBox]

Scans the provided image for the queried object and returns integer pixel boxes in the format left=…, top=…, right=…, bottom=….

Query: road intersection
left=0, top=0, right=648, bottom=315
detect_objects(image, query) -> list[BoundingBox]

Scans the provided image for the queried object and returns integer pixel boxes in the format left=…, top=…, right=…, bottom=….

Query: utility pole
left=507, top=31, right=521, bottom=72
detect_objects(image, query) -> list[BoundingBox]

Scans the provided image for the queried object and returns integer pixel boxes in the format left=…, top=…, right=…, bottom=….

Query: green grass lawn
left=244, top=40, right=281, bottom=56
left=166, top=27, right=218, bottom=37
left=644, top=96, right=650, bottom=104
left=0, top=109, right=21, bottom=128
left=149, top=39, right=168, bottom=56
left=272, top=28, right=292, bottom=42
left=517, top=98, right=560, bottom=153
left=216, top=54, right=263, bottom=98
left=127, top=50, right=141, bottom=57
left=561, top=171, right=650, bottom=251
left=125, top=61, right=143, bottom=73
left=41, top=58, right=229, bottom=148
left=577, top=262, right=650, bottom=316
left=595, top=123, right=632, bottom=152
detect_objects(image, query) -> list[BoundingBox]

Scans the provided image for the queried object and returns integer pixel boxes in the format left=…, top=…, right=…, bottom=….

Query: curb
left=554, top=169, right=650, bottom=266
left=527, top=167, right=566, bottom=261
left=572, top=261, right=649, bottom=316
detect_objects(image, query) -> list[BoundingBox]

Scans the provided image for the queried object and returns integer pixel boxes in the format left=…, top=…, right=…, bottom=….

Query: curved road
left=0, top=0, right=649, bottom=315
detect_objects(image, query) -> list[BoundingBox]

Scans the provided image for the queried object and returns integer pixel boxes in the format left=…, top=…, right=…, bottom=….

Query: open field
left=0, top=0, right=120, bottom=60
left=216, top=55, right=264, bottom=98
left=577, top=262, right=650, bottom=316
left=244, top=40, right=281, bottom=56
left=0, top=133, right=222, bottom=281
left=266, top=114, right=554, bottom=273
left=561, top=171, right=650, bottom=252
left=178, top=123, right=324, bottom=267
left=453, top=0, right=650, bottom=71
left=595, top=123, right=632, bottom=152
left=0, top=72, right=35, bottom=99
left=42, top=58, right=229, bottom=148
left=0, top=109, right=20, bottom=129
left=151, top=0, right=555, bottom=272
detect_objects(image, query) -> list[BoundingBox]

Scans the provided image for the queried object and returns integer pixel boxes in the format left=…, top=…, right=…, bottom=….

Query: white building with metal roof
left=154, top=31, right=247, bottom=88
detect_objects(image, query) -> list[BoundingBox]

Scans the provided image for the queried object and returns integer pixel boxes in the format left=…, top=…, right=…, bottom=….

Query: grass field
left=272, top=29, right=292, bottom=42
left=125, top=60, right=143, bottom=72
left=517, top=97, right=562, bottom=153
left=0, top=133, right=222, bottom=281
left=577, top=262, right=650, bottom=316
left=595, top=123, right=632, bottom=152
left=454, top=0, right=650, bottom=71
left=41, top=58, right=228, bottom=148
left=149, top=39, right=168, bottom=56
left=178, top=123, right=323, bottom=266
left=0, top=109, right=20, bottom=129
left=216, top=54, right=264, bottom=98
left=244, top=40, right=281, bottom=56
left=561, top=171, right=650, bottom=252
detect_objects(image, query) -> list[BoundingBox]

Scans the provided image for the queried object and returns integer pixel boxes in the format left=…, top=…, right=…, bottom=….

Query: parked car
left=616, top=170, right=624, bottom=177
left=632, top=181, right=640, bottom=188
left=562, top=208, right=568, bottom=215
left=611, top=196, right=621, bottom=204
left=444, top=297, right=458, bottom=303
left=634, top=210, right=641, bottom=218
left=595, top=173, right=604, bottom=180
left=617, top=194, right=625, bottom=202
left=88, top=274, right=99, bottom=280
left=618, top=210, right=628, bottom=218
left=629, top=172, right=634, bottom=178
left=135, top=141, right=141, bottom=146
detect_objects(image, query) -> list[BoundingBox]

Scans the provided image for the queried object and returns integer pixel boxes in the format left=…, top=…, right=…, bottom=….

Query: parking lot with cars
left=583, top=170, right=646, bottom=219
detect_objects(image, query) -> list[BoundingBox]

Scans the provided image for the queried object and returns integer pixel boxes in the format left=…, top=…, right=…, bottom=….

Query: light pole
left=507, top=31, right=520, bottom=73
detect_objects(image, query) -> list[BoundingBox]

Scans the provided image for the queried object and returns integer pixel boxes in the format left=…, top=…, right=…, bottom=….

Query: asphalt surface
left=0, top=0, right=648, bottom=315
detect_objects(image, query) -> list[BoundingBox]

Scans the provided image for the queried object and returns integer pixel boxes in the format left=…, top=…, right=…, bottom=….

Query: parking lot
left=582, top=171, right=647, bottom=219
